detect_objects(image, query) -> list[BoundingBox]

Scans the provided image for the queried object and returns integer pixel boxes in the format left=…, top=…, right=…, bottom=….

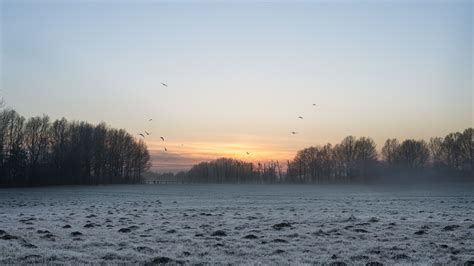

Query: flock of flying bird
left=138, top=120, right=167, bottom=151
left=137, top=83, right=168, bottom=152
left=291, top=103, right=318, bottom=135
left=137, top=82, right=318, bottom=155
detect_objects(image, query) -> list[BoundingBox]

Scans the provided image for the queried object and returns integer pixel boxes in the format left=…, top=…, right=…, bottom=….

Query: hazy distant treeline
left=183, top=158, right=284, bottom=183
left=0, top=109, right=151, bottom=187
left=287, top=129, right=472, bottom=183
left=157, top=128, right=472, bottom=184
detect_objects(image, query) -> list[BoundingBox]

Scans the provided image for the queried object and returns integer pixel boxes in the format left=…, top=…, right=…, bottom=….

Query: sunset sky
left=1, top=1, right=472, bottom=172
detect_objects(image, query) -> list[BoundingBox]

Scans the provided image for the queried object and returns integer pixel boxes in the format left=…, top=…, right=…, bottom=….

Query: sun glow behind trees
left=157, top=128, right=472, bottom=184
left=1, top=2, right=472, bottom=175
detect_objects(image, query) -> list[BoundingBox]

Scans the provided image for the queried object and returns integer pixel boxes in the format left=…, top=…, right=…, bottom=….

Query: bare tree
left=381, top=138, right=400, bottom=165
left=459, top=128, right=473, bottom=173
left=50, top=118, right=69, bottom=184
left=441, top=132, right=464, bottom=171
left=333, top=136, right=357, bottom=181
left=24, top=115, right=50, bottom=185
left=353, top=137, right=378, bottom=181
left=396, top=139, right=430, bottom=169
left=428, top=137, right=444, bottom=165
left=0, top=109, right=151, bottom=187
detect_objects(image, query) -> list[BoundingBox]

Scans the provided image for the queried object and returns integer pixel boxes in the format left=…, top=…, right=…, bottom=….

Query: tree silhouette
left=0, top=108, right=151, bottom=187
left=1, top=107, right=472, bottom=186
left=167, top=129, right=472, bottom=184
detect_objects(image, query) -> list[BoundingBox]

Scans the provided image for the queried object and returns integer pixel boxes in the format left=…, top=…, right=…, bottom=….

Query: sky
left=1, top=0, right=472, bottom=172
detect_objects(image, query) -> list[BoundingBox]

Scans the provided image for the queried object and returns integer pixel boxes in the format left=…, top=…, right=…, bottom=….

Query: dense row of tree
left=288, top=128, right=472, bottom=183
left=175, top=158, right=284, bottom=183
left=0, top=108, right=151, bottom=187
left=155, top=128, right=472, bottom=184
left=1, top=101, right=471, bottom=186
left=287, top=136, right=378, bottom=183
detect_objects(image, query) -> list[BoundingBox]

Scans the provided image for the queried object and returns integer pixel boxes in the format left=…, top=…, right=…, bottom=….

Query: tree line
left=1, top=103, right=470, bottom=186
left=175, top=158, right=284, bottom=184
left=0, top=108, right=151, bottom=187
left=154, top=128, right=472, bottom=184
left=288, top=128, right=472, bottom=183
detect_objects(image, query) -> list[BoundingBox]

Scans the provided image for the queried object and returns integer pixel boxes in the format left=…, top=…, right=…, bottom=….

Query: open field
left=1, top=184, right=473, bottom=264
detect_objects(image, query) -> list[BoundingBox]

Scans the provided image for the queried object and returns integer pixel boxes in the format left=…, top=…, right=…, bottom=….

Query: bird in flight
left=160, top=136, right=165, bottom=141
left=291, top=131, right=298, bottom=135
left=312, top=103, right=316, bottom=106
left=161, top=83, right=168, bottom=87
left=298, top=116, right=303, bottom=119
left=246, top=152, right=250, bottom=155
left=138, top=133, right=145, bottom=138
left=145, top=131, right=150, bottom=136
left=149, top=119, right=153, bottom=121
left=164, top=147, right=167, bottom=152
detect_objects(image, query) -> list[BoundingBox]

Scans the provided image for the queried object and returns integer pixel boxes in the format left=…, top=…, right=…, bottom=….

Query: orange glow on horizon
left=145, top=139, right=297, bottom=172
left=148, top=140, right=295, bottom=161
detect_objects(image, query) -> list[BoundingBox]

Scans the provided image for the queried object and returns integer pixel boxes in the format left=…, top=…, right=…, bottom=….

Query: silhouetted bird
left=160, top=136, right=165, bottom=141
left=246, top=152, right=250, bottom=155
left=145, top=131, right=150, bottom=136
left=164, top=147, right=167, bottom=152
left=312, top=104, right=316, bottom=106
left=161, top=83, right=168, bottom=87
left=298, top=116, right=303, bottom=119
left=149, top=119, right=153, bottom=121
left=138, top=133, right=145, bottom=138
left=291, top=131, right=298, bottom=135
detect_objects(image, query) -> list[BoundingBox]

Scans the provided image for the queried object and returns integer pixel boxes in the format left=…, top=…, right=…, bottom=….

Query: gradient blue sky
left=1, top=0, right=472, bottom=172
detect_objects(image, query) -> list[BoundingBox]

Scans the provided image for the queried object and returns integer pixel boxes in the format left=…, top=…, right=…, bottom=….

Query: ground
left=0, top=184, right=473, bottom=264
